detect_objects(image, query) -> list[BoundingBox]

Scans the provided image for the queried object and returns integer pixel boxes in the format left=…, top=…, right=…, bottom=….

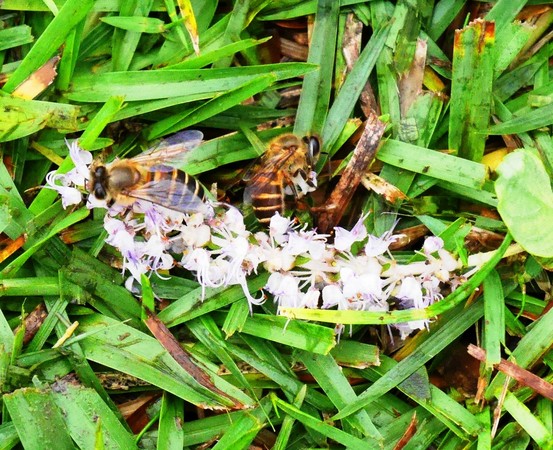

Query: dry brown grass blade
left=468, top=344, right=553, bottom=401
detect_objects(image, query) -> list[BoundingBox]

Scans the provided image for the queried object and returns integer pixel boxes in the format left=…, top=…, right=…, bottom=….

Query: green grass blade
left=272, top=395, right=379, bottom=449
left=0, top=95, right=79, bottom=142
left=111, top=0, right=154, bottom=71
left=0, top=422, right=19, bottom=449
left=228, top=338, right=334, bottom=410
left=332, top=302, right=484, bottom=420
left=50, top=383, right=137, bottom=449
left=157, top=393, right=185, bottom=450
left=298, top=351, right=381, bottom=439
left=235, top=314, right=336, bottom=355
left=211, top=398, right=272, bottom=450
left=449, top=19, right=495, bottom=161
left=294, top=0, right=339, bottom=137
left=427, top=0, right=465, bottom=41
left=0, top=25, right=33, bottom=51
left=501, top=392, right=553, bottom=449
left=319, top=24, right=389, bottom=162
left=79, top=96, right=126, bottom=149
left=486, top=301, right=553, bottom=400
left=77, top=313, right=253, bottom=409
left=483, top=269, right=505, bottom=367
left=67, top=63, right=316, bottom=102
left=158, top=273, right=268, bottom=327
left=2, top=0, right=94, bottom=92
left=273, top=385, right=306, bottom=450
left=377, top=139, right=487, bottom=189
left=146, top=73, right=277, bottom=138
left=3, top=388, right=74, bottom=450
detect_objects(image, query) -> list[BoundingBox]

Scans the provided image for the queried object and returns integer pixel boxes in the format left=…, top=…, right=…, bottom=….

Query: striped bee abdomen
left=250, top=177, right=284, bottom=225
left=141, top=166, right=204, bottom=213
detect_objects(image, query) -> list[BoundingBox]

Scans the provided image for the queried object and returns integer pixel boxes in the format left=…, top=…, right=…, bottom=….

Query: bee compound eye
left=308, top=137, right=320, bottom=159
left=94, top=185, right=107, bottom=199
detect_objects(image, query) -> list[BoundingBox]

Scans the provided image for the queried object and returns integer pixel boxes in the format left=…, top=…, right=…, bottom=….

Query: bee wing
left=131, top=130, right=204, bottom=167
left=243, top=152, right=291, bottom=204
left=124, top=165, right=206, bottom=214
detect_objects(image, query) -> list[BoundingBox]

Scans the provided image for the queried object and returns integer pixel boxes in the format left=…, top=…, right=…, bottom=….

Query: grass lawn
left=1, top=1, right=553, bottom=449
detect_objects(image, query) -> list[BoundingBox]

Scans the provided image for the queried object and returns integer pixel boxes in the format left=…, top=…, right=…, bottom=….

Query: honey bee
left=88, top=130, right=207, bottom=214
left=244, top=133, right=320, bottom=225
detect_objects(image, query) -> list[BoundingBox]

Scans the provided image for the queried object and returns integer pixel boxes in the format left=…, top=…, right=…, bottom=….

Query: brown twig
left=316, top=112, right=386, bottom=233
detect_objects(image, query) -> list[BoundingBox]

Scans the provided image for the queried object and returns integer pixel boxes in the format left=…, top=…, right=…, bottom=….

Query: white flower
left=336, top=253, right=382, bottom=277
left=179, top=222, right=212, bottom=249
left=437, top=248, right=459, bottom=273
left=262, top=245, right=296, bottom=272
left=340, top=267, right=385, bottom=310
left=44, top=172, right=83, bottom=208
left=86, top=194, right=108, bottom=210
left=235, top=271, right=266, bottom=310
left=266, top=272, right=302, bottom=309
left=393, top=276, right=430, bottom=337
left=321, top=284, right=347, bottom=309
left=219, top=205, right=248, bottom=236
left=293, top=248, right=338, bottom=285
left=269, top=213, right=293, bottom=244
left=142, top=234, right=173, bottom=272
left=300, top=288, right=320, bottom=308
left=365, top=220, right=402, bottom=258
left=334, top=214, right=368, bottom=252
left=66, top=141, right=92, bottom=185
left=285, top=229, right=327, bottom=258
left=215, top=235, right=251, bottom=285
left=396, top=276, right=424, bottom=308
left=422, top=236, right=443, bottom=255
left=421, top=275, right=443, bottom=304
left=394, top=321, right=427, bottom=340
left=182, top=248, right=225, bottom=299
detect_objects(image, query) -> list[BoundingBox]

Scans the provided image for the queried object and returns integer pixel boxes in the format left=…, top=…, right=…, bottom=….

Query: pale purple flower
left=364, top=220, right=403, bottom=258
left=42, top=146, right=474, bottom=342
